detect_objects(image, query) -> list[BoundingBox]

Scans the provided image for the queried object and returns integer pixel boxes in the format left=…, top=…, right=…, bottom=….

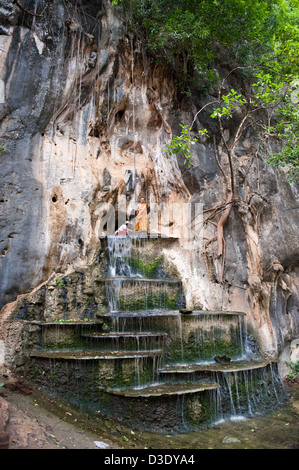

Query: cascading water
left=105, top=235, right=136, bottom=313
left=19, top=234, right=287, bottom=433
left=105, top=235, right=184, bottom=313
left=100, top=236, right=286, bottom=429
left=212, top=363, right=287, bottom=424
left=107, top=236, right=137, bottom=277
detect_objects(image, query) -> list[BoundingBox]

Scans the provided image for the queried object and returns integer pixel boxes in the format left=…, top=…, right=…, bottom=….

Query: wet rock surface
left=0, top=367, right=117, bottom=449
left=0, top=0, right=298, bottom=365
left=0, top=367, right=298, bottom=449
left=0, top=0, right=299, bottom=441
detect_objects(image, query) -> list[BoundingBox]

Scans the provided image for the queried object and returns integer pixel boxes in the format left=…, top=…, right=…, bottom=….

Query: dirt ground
left=1, top=366, right=299, bottom=451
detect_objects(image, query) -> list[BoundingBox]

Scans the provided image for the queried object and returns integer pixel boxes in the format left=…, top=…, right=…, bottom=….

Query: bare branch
left=216, top=194, right=233, bottom=258
left=217, top=116, right=236, bottom=200
left=12, top=0, right=43, bottom=17
left=230, top=112, right=249, bottom=150
left=191, top=99, right=218, bottom=129
left=213, top=134, right=227, bottom=183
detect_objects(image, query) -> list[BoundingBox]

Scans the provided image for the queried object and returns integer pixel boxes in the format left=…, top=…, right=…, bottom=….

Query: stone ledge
left=106, top=382, right=219, bottom=398
left=30, top=349, right=163, bottom=360
left=159, top=359, right=271, bottom=374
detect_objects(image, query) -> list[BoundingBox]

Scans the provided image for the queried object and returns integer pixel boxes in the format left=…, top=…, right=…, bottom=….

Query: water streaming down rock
left=107, top=236, right=138, bottom=277
left=10, top=235, right=288, bottom=433
left=212, top=362, right=286, bottom=422
left=105, top=235, right=185, bottom=313
left=98, top=236, right=286, bottom=431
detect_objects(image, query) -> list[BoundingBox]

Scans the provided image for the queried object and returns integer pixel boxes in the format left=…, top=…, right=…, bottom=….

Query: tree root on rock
left=203, top=194, right=233, bottom=284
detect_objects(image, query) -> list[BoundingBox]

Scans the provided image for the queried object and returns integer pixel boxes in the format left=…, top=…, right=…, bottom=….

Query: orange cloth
left=135, top=203, right=148, bottom=231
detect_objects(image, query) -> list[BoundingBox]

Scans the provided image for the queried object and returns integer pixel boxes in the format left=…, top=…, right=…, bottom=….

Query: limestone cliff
left=0, top=0, right=298, bottom=369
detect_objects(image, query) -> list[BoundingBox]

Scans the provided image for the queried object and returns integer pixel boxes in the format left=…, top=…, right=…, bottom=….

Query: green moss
left=26, top=363, right=39, bottom=380
left=118, top=287, right=181, bottom=311
left=185, top=390, right=218, bottom=427
left=124, top=257, right=163, bottom=278
left=165, top=335, right=243, bottom=364
left=43, top=339, right=83, bottom=349
left=123, top=359, right=154, bottom=387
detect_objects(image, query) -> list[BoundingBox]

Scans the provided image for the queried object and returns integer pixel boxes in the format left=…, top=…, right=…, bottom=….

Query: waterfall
left=106, top=236, right=136, bottom=312
left=243, top=370, right=253, bottom=415
left=269, top=362, right=286, bottom=405
left=105, top=236, right=184, bottom=313
left=224, top=373, right=237, bottom=416
left=211, top=363, right=287, bottom=423
left=106, top=279, right=122, bottom=313
left=107, top=236, right=135, bottom=277
left=22, top=234, right=287, bottom=432
left=238, top=314, right=253, bottom=359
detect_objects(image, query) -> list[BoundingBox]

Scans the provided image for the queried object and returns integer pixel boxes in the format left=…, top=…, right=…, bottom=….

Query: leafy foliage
left=113, top=0, right=299, bottom=180
left=211, top=89, right=246, bottom=119
left=285, top=361, right=299, bottom=381
left=254, top=73, right=299, bottom=181
left=114, top=0, right=281, bottom=71
left=166, top=124, right=208, bottom=168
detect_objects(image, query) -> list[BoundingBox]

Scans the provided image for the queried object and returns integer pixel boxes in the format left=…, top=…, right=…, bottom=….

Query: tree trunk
left=217, top=193, right=233, bottom=258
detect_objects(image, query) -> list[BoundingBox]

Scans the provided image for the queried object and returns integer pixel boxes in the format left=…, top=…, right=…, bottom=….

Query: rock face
left=0, top=0, right=298, bottom=371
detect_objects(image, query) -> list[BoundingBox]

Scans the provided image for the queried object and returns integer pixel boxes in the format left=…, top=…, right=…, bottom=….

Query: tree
left=113, top=0, right=299, bottom=281
left=113, top=0, right=299, bottom=174
left=166, top=68, right=298, bottom=280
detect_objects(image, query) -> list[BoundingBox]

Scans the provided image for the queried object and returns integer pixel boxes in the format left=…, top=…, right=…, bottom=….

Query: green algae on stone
left=123, top=257, right=166, bottom=279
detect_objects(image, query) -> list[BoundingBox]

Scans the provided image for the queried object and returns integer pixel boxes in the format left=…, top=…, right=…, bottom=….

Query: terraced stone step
left=81, top=331, right=167, bottom=339
left=30, top=349, right=163, bottom=360
left=159, top=359, right=270, bottom=375
left=100, top=277, right=182, bottom=283
left=104, top=276, right=185, bottom=312
left=15, top=321, right=103, bottom=325
left=80, top=331, right=167, bottom=351
left=102, top=309, right=245, bottom=317
left=103, top=310, right=179, bottom=317
left=19, top=309, right=246, bottom=323
left=106, top=382, right=219, bottom=397
left=100, top=234, right=180, bottom=239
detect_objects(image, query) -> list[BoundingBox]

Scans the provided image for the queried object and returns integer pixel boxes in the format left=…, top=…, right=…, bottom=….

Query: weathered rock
left=0, top=431, right=10, bottom=449
left=3, top=380, right=32, bottom=395
left=179, top=309, right=193, bottom=315
left=214, top=355, right=231, bottom=364
left=0, top=396, right=9, bottom=431
left=291, top=339, right=299, bottom=363
left=222, top=436, right=241, bottom=444
left=0, top=0, right=298, bottom=372
left=292, top=400, right=299, bottom=414
left=94, top=440, right=110, bottom=449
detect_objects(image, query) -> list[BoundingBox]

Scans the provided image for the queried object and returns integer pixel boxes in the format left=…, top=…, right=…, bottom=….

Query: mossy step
left=12, top=320, right=103, bottom=325
left=159, top=359, right=270, bottom=374
left=106, top=382, right=219, bottom=397
left=100, top=234, right=180, bottom=239
left=100, top=277, right=182, bottom=283
left=182, top=310, right=246, bottom=316
left=30, top=349, right=163, bottom=360
left=81, top=332, right=167, bottom=339
left=103, top=310, right=179, bottom=317
left=101, top=310, right=245, bottom=317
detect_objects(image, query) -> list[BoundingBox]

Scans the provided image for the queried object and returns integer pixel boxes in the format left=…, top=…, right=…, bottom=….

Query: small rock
left=214, top=355, right=231, bottom=364
left=3, top=380, right=32, bottom=395
left=222, top=436, right=241, bottom=444
left=179, top=309, right=193, bottom=315
left=94, top=441, right=110, bottom=449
